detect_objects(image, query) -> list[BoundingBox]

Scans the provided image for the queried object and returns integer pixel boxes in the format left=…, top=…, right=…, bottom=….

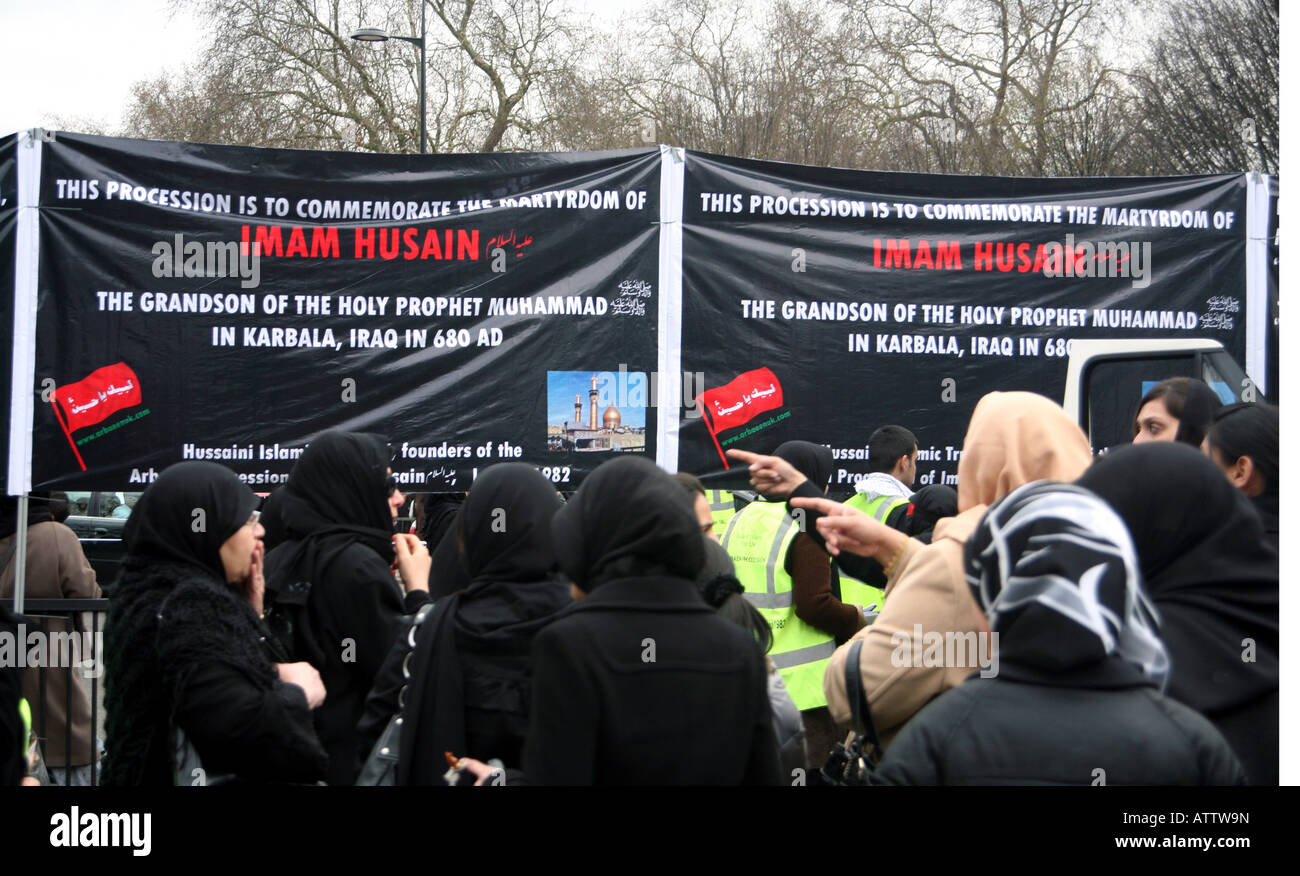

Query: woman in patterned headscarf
left=868, top=481, right=1243, bottom=786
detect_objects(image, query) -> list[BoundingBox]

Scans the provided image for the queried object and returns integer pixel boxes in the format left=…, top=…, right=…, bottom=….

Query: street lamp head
left=350, top=27, right=390, bottom=42
left=347, top=15, right=428, bottom=155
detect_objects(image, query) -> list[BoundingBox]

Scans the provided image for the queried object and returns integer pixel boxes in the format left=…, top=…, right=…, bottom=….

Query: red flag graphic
left=694, top=367, right=784, bottom=467
left=50, top=362, right=143, bottom=471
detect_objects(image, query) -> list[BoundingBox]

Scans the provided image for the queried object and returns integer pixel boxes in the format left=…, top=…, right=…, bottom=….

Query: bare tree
left=549, top=0, right=873, bottom=167
left=833, top=0, right=1134, bottom=175
left=121, top=0, right=586, bottom=153
left=110, top=0, right=1276, bottom=178
left=1130, top=0, right=1277, bottom=174
left=1041, top=56, right=1144, bottom=176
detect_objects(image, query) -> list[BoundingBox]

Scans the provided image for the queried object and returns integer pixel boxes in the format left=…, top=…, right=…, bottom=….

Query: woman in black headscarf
left=1077, top=442, right=1278, bottom=784
left=256, top=487, right=290, bottom=554
left=102, top=462, right=327, bottom=785
left=518, top=456, right=779, bottom=785
left=263, top=431, right=431, bottom=785
left=375, top=464, right=571, bottom=784
left=694, top=538, right=808, bottom=780
left=871, top=481, right=1243, bottom=785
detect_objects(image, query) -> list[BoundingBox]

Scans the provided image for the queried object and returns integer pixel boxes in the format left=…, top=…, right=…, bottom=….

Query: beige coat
left=823, top=392, right=1093, bottom=745
left=0, top=521, right=102, bottom=766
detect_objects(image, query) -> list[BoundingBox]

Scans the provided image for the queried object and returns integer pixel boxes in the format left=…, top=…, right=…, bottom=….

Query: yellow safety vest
left=837, top=493, right=909, bottom=611
left=705, top=489, right=737, bottom=540
left=845, top=491, right=910, bottom=523
left=18, top=698, right=31, bottom=758
left=722, top=500, right=836, bottom=711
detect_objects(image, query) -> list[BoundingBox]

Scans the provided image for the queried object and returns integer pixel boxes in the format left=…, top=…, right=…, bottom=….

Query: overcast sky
left=1, top=1, right=1291, bottom=146
left=0, top=0, right=204, bottom=135
left=0, top=0, right=641, bottom=138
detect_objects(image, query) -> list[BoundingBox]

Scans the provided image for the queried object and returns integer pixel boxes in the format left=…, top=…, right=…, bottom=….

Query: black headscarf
left=122, top=462, right=257, bottom=582
left=773, top=441, right=833, bottom=492
left=269, top=432, right=396, bottom=593
left=103, top=462, right=267, bottom=786
left=278, top=432, right=394, bottom=549
left=696, top=538, right=744, bottom=606
left=551, top=456, right=704, bottom=592
left=965, top=481, right=1169, bottom=687
left=457, top=464, right=561, bottom=585
left=901, top=484, right=958, bottom=542
left=257, top=488, right=290, bottom=554
left=421, top=493, right=465, bottom=549
left=425, top=523, right=469, bottom=600
left=398, top=464, right=568, bottom=783
left=1076, top=442, right=1278, bottom=714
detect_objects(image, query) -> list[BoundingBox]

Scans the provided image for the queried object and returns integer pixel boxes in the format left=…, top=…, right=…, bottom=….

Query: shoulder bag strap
left=357, top=600, right=438, bottom=786
left=844, top=639, right=884, bottom=767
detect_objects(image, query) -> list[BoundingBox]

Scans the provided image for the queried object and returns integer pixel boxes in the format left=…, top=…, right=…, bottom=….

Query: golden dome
left=602, top=406, right=622, bottom=427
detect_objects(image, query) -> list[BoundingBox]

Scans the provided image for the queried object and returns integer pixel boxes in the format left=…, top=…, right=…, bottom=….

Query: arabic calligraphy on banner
left=22, top=135, right=661, bottom=491
left=49, top=363, right=144, bottom=472
left=675, top=152, right=1251, bottom=488
left=5, top=135, right=1265, bottom=493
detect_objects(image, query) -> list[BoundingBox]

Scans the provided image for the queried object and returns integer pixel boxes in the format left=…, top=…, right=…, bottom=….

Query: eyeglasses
left=387, top=474, right=399, bottom=497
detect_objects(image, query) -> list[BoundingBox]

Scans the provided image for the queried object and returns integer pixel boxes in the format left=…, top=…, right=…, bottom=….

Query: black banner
left=677, top=151, right=1248, bottom=490
left=5, top=135, right=1266, bottom=493
left=23, top=134, right=661, bottom=491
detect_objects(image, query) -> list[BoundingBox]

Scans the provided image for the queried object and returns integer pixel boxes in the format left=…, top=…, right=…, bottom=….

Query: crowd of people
left=0, top=380, right=1280, bottom=786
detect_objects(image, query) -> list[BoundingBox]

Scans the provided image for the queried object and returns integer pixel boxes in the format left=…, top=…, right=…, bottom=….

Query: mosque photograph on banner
left=546, top=370, right=647, bottom=454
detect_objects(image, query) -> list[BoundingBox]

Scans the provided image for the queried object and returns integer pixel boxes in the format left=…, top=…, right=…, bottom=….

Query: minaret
left=574, top=393, right=582, bottom=426
left=588, top=375, right=598, bottom=430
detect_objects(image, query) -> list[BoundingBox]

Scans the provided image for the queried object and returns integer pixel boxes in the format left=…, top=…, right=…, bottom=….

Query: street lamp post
left=350, top=3, right=427, bottom=154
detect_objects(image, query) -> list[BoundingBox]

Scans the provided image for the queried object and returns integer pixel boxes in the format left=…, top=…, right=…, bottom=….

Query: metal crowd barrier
left=1, top=597, right=109, bottom=786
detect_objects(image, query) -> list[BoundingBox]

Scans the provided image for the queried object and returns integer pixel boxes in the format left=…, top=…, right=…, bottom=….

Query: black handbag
left=820, top=640, right=884, bottom=785
left=356, top=601, right=436, bottom=787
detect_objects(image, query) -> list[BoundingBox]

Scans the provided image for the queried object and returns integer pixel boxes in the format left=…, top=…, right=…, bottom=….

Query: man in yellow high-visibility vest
left=839, top=426, right=918, bottom=612
left=722, top=442, right=866, bottom=772
left=852, top=425, right=918, bottom=510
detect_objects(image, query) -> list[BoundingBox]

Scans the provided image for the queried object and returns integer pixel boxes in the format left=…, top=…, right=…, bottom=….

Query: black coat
left=869, top=672, right=1246, bottom=786
left=522, top=576, right=782, bottom=785
left=357, top=584, right=565, bottom=784
left=1077, top=444, right=1278, bottom=784
left=102, top=560, right=327, bottom=785
left=264, top=539, right=427, bottom=785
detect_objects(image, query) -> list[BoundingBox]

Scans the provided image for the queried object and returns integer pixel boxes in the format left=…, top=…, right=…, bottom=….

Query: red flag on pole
left=694, top=367, right=784, bottom=467
left=50, top=362, right=143, bottom=471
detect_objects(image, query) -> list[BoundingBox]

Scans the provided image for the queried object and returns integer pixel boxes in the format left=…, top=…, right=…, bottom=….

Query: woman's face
left=1133, top=398, right=1179, bottom=444
left=219, top=514, right=265, bottom=583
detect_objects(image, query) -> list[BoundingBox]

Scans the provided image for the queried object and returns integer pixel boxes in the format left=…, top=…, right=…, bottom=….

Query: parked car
left=62, top=491, right=139, bottom=593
